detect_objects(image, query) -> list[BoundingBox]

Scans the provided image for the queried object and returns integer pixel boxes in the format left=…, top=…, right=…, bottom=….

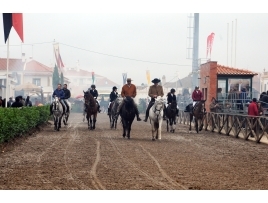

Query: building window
left=33, top=78, right=41, bottom=86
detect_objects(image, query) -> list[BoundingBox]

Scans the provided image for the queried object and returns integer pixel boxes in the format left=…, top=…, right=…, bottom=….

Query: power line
left=0, top=41, right=54, bottom=47
left=59, top=42, right=191, bottom=67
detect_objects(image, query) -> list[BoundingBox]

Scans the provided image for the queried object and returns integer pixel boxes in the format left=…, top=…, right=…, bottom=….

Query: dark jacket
left=63, top=88, right=71, bottom=99
left=53, top=88, right=65, bottom=99
left=192, top=90, right=203, bottom=101
left=11, top=101, right=23, bottom=108
left=7, top=100, right=13, bottom=107
left=25, top=100, right=32, bottom=107
left=110, top=91, right=118, bottom=102
left=167, top=93, right=177, bottom=104
left=90, top=89, right=98, bottom=98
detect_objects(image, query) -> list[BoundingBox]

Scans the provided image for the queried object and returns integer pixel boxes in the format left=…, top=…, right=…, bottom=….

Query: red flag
left=2, top=13, right=23, bottom=43
left=12, top=13, right=23, bottom=42
left=206, top=34, right=211, bottom=58
left=209, top=32, right=215, bottom=57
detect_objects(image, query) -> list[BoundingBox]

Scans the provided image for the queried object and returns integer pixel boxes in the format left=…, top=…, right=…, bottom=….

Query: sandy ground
left=0, top=113, right=268, bottom=190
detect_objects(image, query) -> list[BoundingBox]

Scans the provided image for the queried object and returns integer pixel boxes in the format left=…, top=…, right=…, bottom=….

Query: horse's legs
left=151, top=123, right=155, bottom=141
left=54, top=116, right=57, bottom=131
left=122, top=119, right=126, bottom=138
left=189, top=114, right=193, bottom=131
left=93, top=116, right=96, bottom=130
left=158, top=119, right=162, bottom=140
left=166, top=119, right=169, bottom=132
left=195, top=118, right=199, bottom=133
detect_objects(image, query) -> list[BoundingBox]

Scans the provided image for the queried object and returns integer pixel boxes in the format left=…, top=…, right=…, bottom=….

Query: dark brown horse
left=188, top=100, right=206, bottom=133
left=84, top=91, right=98, bottom=130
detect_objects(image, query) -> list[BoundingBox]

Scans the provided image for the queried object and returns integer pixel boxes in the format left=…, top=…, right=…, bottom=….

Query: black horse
left=84, top=91, right=98, bottom=130
left=119, top=96, right=136, bottom=139
left=166, top=100, right=178, bottom=133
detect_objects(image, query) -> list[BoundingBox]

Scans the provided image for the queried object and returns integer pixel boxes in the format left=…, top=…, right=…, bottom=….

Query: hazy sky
left=1, top=2, right=267, bottom=86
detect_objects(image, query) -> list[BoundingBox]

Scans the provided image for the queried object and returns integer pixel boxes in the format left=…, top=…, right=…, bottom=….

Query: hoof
left=152, top=138, right=155, bottom=141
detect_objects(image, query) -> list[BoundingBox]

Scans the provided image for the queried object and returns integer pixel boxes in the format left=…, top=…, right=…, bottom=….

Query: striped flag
left=53, top=43, right=64, bottom=69
left=92, top=71, right=95, bottom=84
left=146, top=70, right=151, bottom=85
left=122, top=73, right=127, bottom=85
left=2, top=13, right=24, bottom=43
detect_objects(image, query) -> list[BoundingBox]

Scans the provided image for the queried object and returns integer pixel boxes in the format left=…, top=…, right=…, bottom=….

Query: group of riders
left=50, top=78, right=205, bottom=120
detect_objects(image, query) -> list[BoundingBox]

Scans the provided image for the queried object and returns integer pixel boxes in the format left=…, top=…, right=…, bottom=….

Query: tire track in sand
left=63, top=121, right=91, bottom=189
left=89, top=139, right=105, bottom=190
left=104, top=130, right=173, bottom=190
left=138, top=144, right=187, bottom=190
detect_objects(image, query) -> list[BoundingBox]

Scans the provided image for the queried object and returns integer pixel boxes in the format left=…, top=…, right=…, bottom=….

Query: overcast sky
left=1, top=1, right=267, bottom=87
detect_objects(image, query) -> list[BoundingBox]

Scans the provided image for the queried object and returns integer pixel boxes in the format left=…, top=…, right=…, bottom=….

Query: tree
left=60, top=72, right=64, bottom=86
left=52, top=65, right=60, bottom=90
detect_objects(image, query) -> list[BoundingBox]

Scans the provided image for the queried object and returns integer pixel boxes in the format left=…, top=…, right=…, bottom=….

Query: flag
left=206, top=32, right=215, bottom=59
left=122, top=73, right=127, bottom=85
left=2, top=13, right=24, bottom=43
left=146, top=70, right=151, bottom=85
left=53, top=43, right=64, bottom=69
left=209, top=32, right=215, bottom=57
left=92, top=71, right=95, bottom=84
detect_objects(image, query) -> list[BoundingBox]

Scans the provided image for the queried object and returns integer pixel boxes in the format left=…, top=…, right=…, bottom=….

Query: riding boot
left=98, top=105, right=101, bottom=113
left=176, top=109, right=179, bottom=117
left=143, top=107, right=149, bottom=122
left=49, top=104, right=53, bottom=116
left=107, top=107, right=111, bottom=115
left=134, top=105, right=141, bottom=121
left=163, top=105, right=167, bottom=120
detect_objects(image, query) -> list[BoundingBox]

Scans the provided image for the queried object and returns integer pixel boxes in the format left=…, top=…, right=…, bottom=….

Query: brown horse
left=188, top=100, right=206, bottom=133
left=84, top=91, right=98, bottom=130
left=166, top=100, right=178, bottom=133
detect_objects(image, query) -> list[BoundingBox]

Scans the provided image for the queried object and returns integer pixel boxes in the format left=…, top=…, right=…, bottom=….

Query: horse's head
left=153, top=96, right=165, bottom=115
left=124, top=96, right=134, bottom=108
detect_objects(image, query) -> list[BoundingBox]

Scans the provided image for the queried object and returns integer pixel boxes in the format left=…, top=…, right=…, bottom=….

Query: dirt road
left=0, top=113, right=268, bottom=190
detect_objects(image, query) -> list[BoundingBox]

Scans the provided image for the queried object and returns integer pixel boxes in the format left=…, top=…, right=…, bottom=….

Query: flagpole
left=5, top=36, right=10, bottom=107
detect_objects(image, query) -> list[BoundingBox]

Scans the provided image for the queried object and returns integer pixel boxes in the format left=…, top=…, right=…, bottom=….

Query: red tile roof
left=217, top=65, right=258, bottom=75
left=0, top=58, right=24, bottom=71
left=25, top=60, right=52, bottom=72
left=62, top=69, right=101, bottom=77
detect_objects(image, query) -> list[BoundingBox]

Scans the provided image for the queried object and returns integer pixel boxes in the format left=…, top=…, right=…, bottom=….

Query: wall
left=199, top=61, right=218, bottom=112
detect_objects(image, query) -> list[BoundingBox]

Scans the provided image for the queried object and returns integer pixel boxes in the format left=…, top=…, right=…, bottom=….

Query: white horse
left=63, top=99, right=72, bottom=124
left=52, top=96, right=66, bottom=131
left=149, top=96, right=165, bottom=141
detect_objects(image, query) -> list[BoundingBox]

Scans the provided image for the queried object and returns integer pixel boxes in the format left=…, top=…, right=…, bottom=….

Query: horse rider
left=116, top=78, right=142, bottom=121
left=62, top=83, right=71, bottom=113
left=143, top=78, right=165, bottom=122
left=50, top=84, right=66, bottom=115
left=166, top=88, right=179, bottom=117
left=192, top=86, right=204, bottom=112
left=89, top=84, right=101, bottom=113
left=107, top=86, right=118, bottom=115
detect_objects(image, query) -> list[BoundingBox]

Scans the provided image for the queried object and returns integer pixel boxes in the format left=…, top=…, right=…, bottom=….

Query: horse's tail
left=154, top=122, right=159, bottom=129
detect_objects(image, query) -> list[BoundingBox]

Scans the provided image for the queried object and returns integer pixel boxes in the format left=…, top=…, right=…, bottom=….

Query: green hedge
left=0, top=105, right=50, bottom=143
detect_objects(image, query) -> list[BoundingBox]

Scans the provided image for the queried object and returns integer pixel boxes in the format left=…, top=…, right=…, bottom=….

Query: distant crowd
left=0, top=96, right=43, bottom=108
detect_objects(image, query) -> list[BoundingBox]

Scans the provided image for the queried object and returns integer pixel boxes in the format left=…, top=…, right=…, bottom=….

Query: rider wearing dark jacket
left=62, top=84, right=71, bottom=113
left=89, top=84, right=101, bottom=113
left=108, top=86, right=118, bottom=115
left=50, top=84, right=66, bottom=115
left=166, top=88, right=179, bottom=116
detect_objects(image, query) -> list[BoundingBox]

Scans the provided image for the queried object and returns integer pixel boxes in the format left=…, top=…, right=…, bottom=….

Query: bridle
left=153, top=101, right=163, bottom=115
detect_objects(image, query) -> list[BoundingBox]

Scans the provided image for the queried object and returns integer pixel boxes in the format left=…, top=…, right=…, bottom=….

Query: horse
left=166, top=100, right=178, bottom=133
left=84, top=91, right=98, bottom=130
left=52, top=96, right=66, bottom=131
left=109, top=96, right=123, bottom=129
left=187, top=100, right=206, bottom=133
left=119, top=96, right=136, bottom=139
left=149, top=96, right=165, bottom=141
left=63, top=99, right=72, bottom=124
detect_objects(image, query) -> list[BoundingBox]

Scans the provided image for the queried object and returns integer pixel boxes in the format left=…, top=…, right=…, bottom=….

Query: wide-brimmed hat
left=126, top=78, right=132, bottom=82
left=151, top=78, right=161, bottom=83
